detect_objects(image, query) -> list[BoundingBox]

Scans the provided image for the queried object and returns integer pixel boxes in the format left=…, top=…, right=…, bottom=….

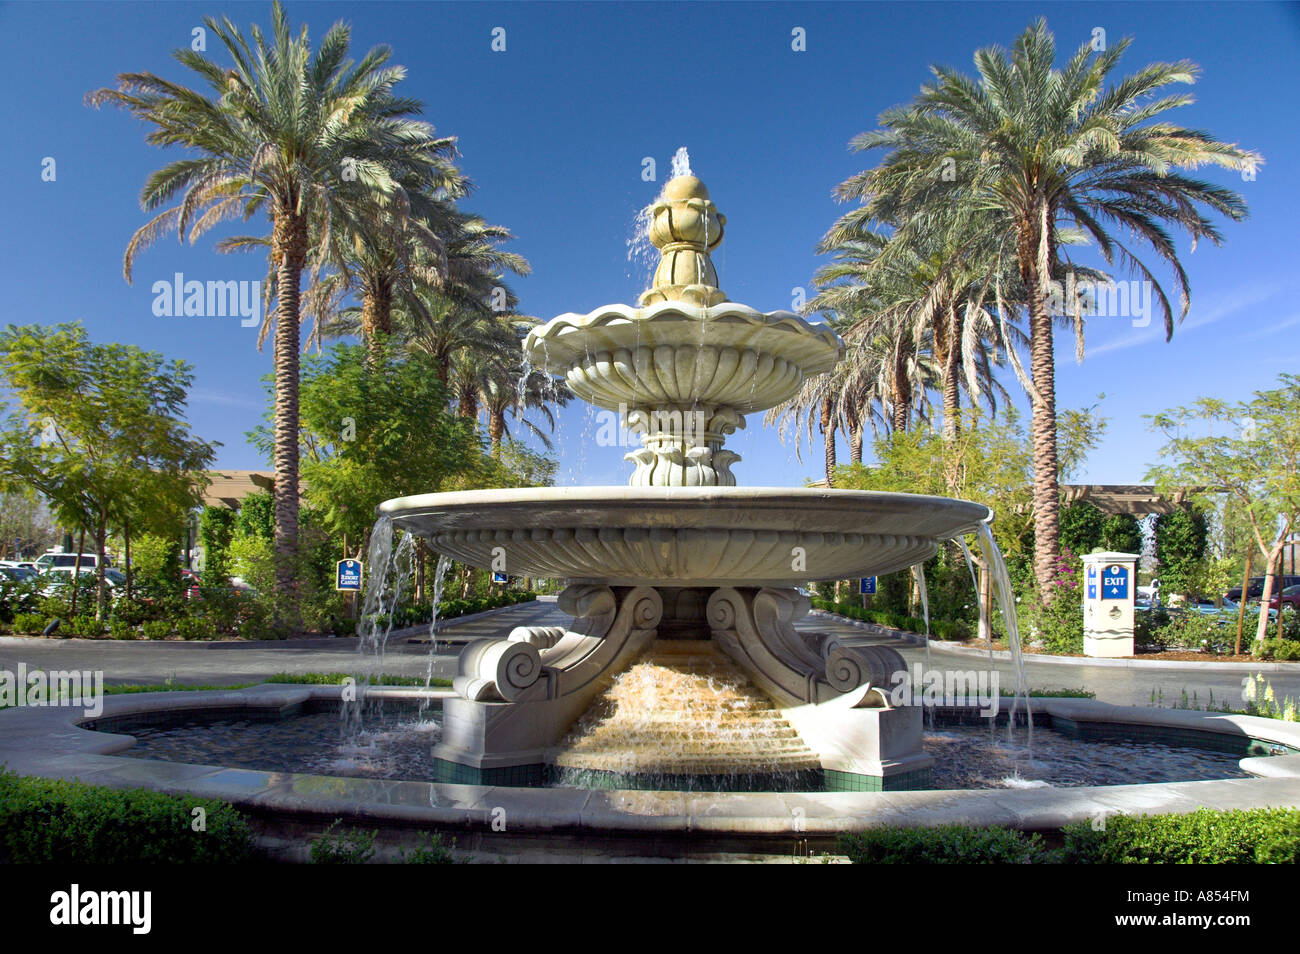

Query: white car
left=39, top=566, right=127, bottom=597
left=35, top=552, right=112, bottom=571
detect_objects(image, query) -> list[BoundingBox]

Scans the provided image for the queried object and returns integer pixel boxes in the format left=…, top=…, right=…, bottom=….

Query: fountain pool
left=109, top=699, right=1257, bottom=793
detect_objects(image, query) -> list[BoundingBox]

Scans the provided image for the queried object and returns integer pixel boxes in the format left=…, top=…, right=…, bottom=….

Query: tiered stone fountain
left=380, top=173, right=991, bottom=791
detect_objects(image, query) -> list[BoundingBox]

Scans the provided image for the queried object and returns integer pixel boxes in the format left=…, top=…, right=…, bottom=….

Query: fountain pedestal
left=431, top=582, right=932, bottom=790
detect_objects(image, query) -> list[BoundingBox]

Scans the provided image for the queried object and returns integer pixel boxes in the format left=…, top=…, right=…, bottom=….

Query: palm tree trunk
left=272, top=210, right=307, bottom=618
left=488, top=410, right=505, bottom=457
left=942, top=300, right=962, bottom=442
left=850, top=424, right=863, bottom=466
left=891, top=355, right=911, bottom=432
left=820, top=398, right=836, bottom=488
left=360, top=281, right=393, bottom=365
left=1023, top=217, right=1062, bottom=593
left=457, top=386, right=478, bottom=421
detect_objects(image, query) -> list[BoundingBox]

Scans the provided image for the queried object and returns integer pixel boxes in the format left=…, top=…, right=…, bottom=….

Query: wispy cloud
left=1084, top=281, right=1287, bottom=359
left=189, top=388, right=265, bottom=411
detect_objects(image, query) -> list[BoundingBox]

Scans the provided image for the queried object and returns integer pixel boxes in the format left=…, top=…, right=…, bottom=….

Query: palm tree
left=89, top=2, right=450, bottom=607
left=481, top=364, right=573, bottom=457
left=841, top=19, right=1260, bottom=588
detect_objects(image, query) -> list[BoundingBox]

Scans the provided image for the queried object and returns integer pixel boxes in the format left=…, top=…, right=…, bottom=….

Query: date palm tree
left=842, top=19, right=1260, bottom=588
left=88, top=2, right=451, bottom=609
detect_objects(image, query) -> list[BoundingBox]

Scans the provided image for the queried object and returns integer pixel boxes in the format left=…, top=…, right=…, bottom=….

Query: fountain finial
left=639, top=175, right=728, bottom=307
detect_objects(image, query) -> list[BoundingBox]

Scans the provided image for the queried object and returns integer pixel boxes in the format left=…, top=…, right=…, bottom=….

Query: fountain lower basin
left=379, top=486, right=990, bottom=586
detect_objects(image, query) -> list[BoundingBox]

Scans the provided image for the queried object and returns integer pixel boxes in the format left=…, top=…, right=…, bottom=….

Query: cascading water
left=911, top=562, right=934, bottom=728
left=952, top=536, right=991, bottom=667
left=421, top=553, right=453, bottom=712
left=975, top=521, right=1032, bottom=747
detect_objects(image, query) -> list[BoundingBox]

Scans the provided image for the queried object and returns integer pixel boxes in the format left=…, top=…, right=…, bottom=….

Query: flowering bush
left=1027, top=549, right=1084, bottom=654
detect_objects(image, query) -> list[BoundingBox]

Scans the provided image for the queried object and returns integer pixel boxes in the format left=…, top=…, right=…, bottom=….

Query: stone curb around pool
left=1, top=686, right=1298, bottom=850
left=807, top=610, right=1298, bottom=673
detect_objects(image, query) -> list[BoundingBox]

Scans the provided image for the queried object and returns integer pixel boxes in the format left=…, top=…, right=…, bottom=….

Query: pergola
left=1059, top=484, right=1193, bottom=516
left=199, top=470, right=275, bottom=508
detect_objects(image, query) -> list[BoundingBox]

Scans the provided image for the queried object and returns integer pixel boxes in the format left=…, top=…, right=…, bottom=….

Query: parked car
left=0, top=565, right=37, bottom=582
left=1225, top=575, right=1300, bottom=603
left=34, top=551, right=112, bottom=572
left=1268, top=584, right=1300, bottom=613
left=39, top=566, right=127, bottom=598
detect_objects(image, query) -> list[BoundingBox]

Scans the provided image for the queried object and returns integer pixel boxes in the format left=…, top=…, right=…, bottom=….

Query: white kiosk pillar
left=1082, top=551, right=1138, bottom=658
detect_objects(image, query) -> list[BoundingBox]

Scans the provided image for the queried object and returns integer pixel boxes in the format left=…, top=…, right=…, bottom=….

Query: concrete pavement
left=2, top=597, right=1298, bottom=708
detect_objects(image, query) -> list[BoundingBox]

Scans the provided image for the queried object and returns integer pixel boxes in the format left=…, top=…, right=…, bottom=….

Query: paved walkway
left=2, top=598, right=1297, bottom=708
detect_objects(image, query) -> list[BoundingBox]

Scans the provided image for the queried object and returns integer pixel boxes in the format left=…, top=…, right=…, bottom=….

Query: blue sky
left=2, top=0, right=1297, bottom=489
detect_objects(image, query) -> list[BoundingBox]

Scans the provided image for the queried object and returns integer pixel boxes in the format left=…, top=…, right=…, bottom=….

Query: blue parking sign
left=859, top=577, right=877, bottom=595
left=336, top=559, right=363, bottom=591
left=1102, top=564, right=1129, bottom=600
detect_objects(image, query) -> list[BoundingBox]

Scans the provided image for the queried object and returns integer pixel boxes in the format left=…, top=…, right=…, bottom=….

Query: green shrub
left=1062, top=808, right=1300, bottom=864
left=141, top=620, right=172, bottom=640
left=11, top=612, right=45, bottom=634
left=1156, top=611, right=1228, bottom=653
left=68, top=615, right=106, bottom=638
left=109, top=619, right=135, bottom=640
left=0, top=768, right=253, bottom=863
left=397, top=832, right=458, bottom=864
left=1252, top=637, right=1300, bottom=661
left=310, top=820, right=376, bottom=864
left=839, top=824, right=1045, bottom=864
left=0, top=577, right=40, bottom=622
left=176, top=616, right=217, bottom=641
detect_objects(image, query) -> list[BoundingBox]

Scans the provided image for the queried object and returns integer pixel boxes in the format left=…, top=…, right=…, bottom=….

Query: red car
left=1268, top=584, right=1300, bottom=612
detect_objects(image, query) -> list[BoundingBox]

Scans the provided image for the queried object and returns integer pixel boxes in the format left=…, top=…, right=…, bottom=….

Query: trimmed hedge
left=838, top=809, right=1300, bottom=864
left=0, top=768, right=253, bottom=863
left=810, top=598, right=970, bottom=641
left=840, top=824, right=1046, bottom=864
left=388, top=590, right=538, bottom=629
left=1061, top=808, right=1300, bottom=864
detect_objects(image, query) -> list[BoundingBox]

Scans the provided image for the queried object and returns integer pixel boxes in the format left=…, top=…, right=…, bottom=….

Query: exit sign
left=1102, top=564, right=1129, bottom=600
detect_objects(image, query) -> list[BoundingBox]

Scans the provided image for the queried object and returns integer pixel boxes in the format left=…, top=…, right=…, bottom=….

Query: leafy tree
left=1154, top=506, right=1210, bottom=596
left=1100, top=513, right=1143, bottom=555
left=199, top=507, right=238, bottom=585
left=0, top=323, right=215, bottom=618
left=1148, top=374, right=1300, bottom=643
left=252, top=343, right=485, bottom=549
left=235, top=491, right=275, bottom=542
left=1059, top=501, right=1105, bottom=555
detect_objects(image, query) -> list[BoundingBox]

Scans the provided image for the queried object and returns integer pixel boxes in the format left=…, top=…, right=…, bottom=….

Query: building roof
left=200, top=470, right=275, bottom=508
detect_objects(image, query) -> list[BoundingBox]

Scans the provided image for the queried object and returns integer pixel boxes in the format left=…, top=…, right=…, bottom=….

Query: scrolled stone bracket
left=451, top=585, right=662, bottom=704
left=707, top=586, right=908, bottom=708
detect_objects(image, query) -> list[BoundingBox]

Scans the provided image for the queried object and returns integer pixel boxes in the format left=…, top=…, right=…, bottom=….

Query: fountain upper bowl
left=379, top=486, right=990, bottom=587
left=522, top=301, right=844, bottom=414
